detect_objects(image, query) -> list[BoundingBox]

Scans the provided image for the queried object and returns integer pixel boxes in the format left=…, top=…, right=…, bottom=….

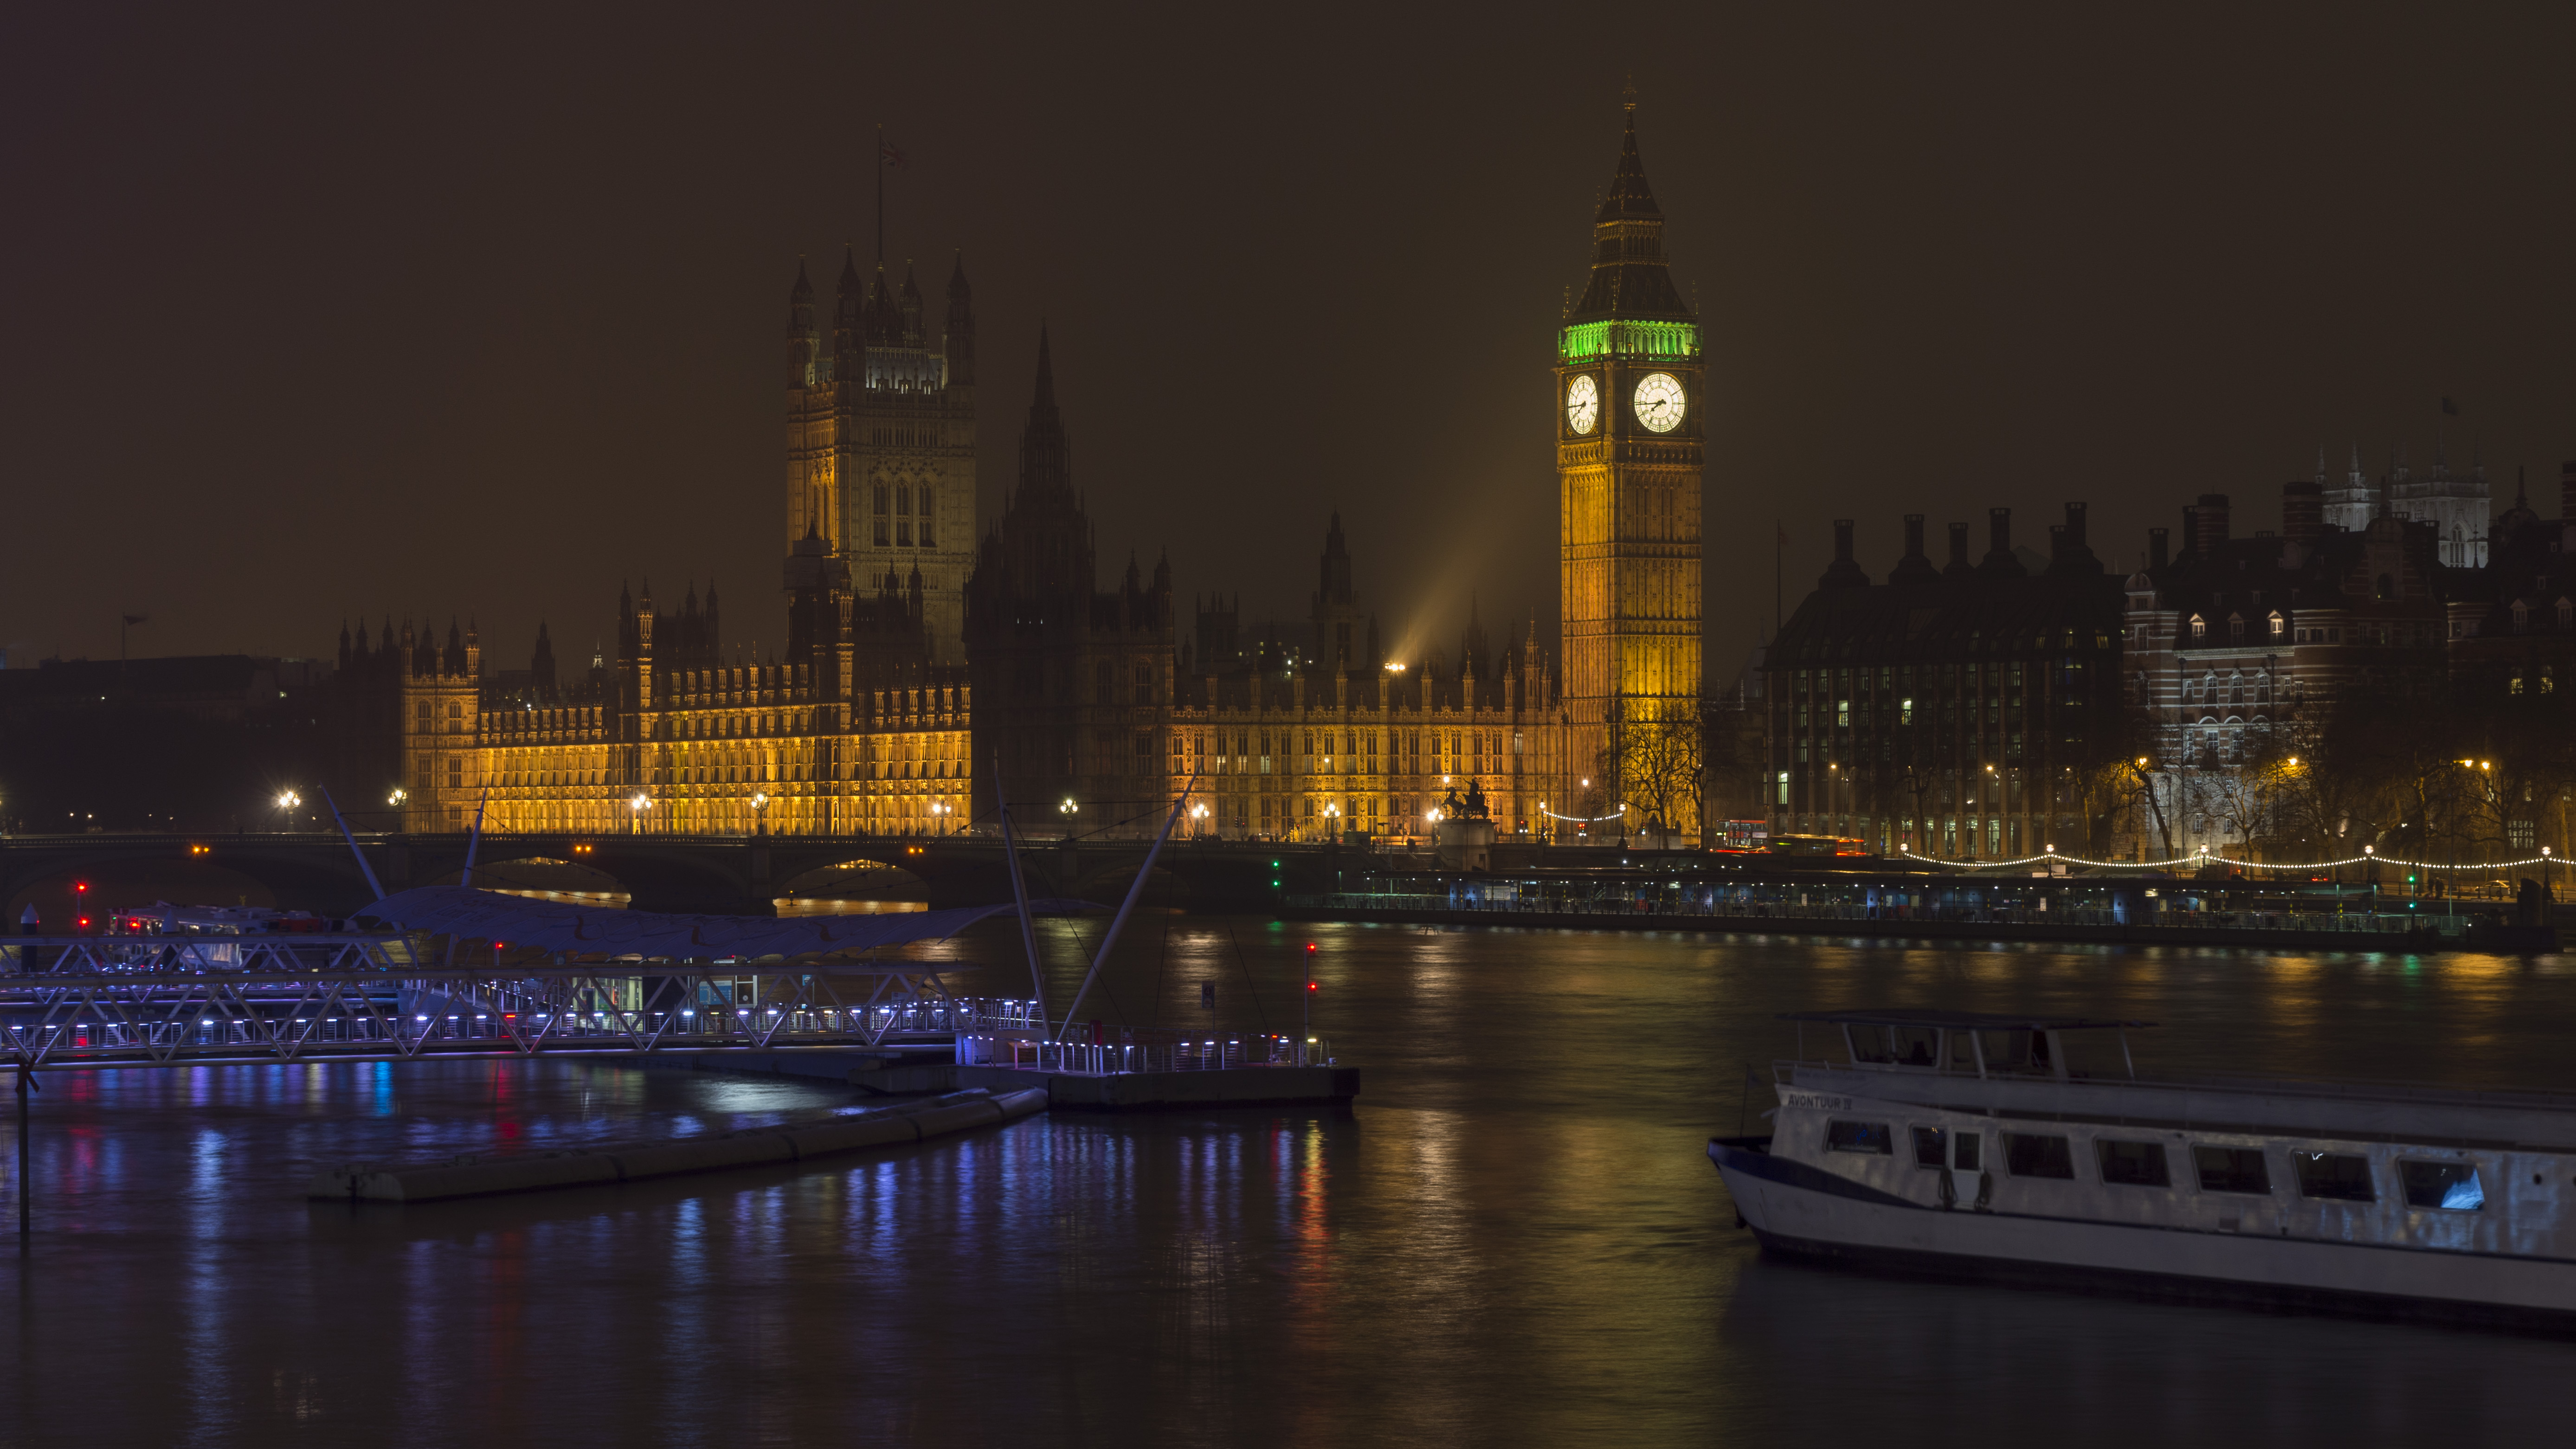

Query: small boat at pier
left=1708, top=1009, right=2576, bottom=1328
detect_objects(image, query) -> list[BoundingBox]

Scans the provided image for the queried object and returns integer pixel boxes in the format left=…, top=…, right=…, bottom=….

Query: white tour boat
left=1708, top=1009, right=2576, bottom=1328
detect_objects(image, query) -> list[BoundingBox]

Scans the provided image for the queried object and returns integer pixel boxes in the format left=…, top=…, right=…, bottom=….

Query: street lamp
left=751, top=791, right=769, bottom=837
left=387, top=787, right=407, bottom=808
left=1191, top=802, right=1209, bottom=840
left=929, top=800, right=950, bottom=836
left=629, top=792, right=651, bottom=835
left=274, top=790, right=301, bottom=832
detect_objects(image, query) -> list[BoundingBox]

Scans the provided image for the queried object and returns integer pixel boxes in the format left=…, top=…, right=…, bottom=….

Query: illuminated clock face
left=1634, top=373, right=1686, bottom=433
left=1565, top=374, right=1599, bottom=434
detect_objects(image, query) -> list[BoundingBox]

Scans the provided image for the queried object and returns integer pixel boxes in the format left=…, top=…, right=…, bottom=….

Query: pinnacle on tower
left=1596, top=108, right=1663, bottom=223
left=1569, top=103, right=1691, bottom=323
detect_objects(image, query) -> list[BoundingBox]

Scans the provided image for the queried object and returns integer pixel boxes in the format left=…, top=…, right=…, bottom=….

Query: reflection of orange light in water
left=773, top=898, right=928, bottom=917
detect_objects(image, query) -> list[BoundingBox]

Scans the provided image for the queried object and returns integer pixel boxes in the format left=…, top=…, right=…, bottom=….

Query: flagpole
left=875, top=123, right=884, bottom=267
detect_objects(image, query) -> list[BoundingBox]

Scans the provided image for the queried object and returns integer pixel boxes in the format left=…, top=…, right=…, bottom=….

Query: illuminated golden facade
left=1556, top=107, right=1704, bottom=811
left=375, top=125, right=1706, bottom=847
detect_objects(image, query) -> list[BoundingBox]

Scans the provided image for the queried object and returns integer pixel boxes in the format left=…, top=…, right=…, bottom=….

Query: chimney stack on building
left=1820, top=519, right=1869, bottom=589
left=2195, top=493, right=2231, bottom=558
left=1980, top=507, right=2024, bottom=576
left=1945, top=521, right=1971, bottom=576
left=2149, top=527, right=2170, bottom=571
left=2282, top=479, right=2323, bottom=546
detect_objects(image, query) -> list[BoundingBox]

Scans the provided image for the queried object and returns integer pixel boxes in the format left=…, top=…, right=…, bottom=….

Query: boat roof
left=1778, top=1009, right=2155, bottom=1031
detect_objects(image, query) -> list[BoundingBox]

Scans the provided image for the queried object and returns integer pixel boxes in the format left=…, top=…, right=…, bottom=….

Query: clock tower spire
left=1556, top=100, right=1704, bottom=840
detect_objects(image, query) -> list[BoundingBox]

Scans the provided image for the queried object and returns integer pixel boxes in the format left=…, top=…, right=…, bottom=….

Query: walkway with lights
left=0, top=935, right=998, bottom=1070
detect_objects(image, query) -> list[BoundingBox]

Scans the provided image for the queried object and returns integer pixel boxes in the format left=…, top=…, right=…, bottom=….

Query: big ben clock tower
left=1558, top=102, right=1703, bottom=832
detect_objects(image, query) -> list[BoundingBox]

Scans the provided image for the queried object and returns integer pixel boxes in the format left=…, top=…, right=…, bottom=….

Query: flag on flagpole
left=880, top=141, right=907, bottom=169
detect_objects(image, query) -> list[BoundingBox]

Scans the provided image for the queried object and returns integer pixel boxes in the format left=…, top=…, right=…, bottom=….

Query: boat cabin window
left=1825, top=1121, right=1893, bottom=1155
left=2192, top=1146, right=2272, bottom=1196
left=2293, top=1151, right=2375, bottom=1203
left=1953, top=1132, right=1980, bottom=1172
left=2399, top=1161, right=2484, bottom=1211
left=1911, top=1126, right=1945, bottom=1168
left=1842, top=1026, right=1942, bottom=1066
left=2003, top=1133, right=2075, bottom=1179
left=2096, top=1139, right=2170, bottom=1187
left=1984, top=1030, right=2054, bottom=1075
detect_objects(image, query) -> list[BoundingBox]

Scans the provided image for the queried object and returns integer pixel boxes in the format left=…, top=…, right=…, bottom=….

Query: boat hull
left=1710, top=1137, right=2576, bottom=1332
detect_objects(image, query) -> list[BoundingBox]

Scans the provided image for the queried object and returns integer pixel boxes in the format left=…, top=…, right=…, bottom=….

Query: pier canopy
left=1779, top=1009, right=2154, bottom=1032
left=359, top=884, right=1096, bottom=960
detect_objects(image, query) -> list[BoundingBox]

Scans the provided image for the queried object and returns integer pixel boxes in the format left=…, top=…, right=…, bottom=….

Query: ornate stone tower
left=783, top=248, right=979, bottom=663
left=1556, top=103, right=1704, bottom=815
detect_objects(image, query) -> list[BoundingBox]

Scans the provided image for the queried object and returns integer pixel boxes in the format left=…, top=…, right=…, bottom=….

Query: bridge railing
left=0, top=956, right=975, bottom=1069
left=1290, top=892, right=2469, bottom=938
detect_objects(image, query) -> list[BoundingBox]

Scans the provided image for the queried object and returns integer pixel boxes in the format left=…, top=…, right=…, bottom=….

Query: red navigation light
left=1306, top=979, right=1319, bottom=993
left=74, top=881, right=89, bottom=895
left=77, top=916, right=92, bottom=932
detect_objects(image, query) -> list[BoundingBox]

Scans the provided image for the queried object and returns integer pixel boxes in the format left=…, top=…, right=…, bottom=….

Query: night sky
left=7, top=4, right=2573, bottom=687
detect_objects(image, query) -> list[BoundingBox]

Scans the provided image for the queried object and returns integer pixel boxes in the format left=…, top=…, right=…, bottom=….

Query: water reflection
left=0, top=931, right=2569, bottom=1442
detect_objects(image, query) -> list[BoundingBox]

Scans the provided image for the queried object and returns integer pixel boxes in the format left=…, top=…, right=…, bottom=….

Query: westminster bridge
left=0, top=830, right=1373, bottom=918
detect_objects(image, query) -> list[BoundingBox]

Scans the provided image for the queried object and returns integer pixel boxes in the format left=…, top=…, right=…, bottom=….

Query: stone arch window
left=2511, top=601, right=2530, bottom=633
left=872, top=483, right=890, bottom=546
left=1095, top=660, right=1114, bottom=705
left=918, top=484, right=935, bottom=547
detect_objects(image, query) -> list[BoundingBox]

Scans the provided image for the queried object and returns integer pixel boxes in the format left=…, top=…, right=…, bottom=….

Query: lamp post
left=1059, top=797, right=1077, bottom=840
left=629, top=792, right=651, bottom=836
left=751, top=792, right=769, bottom=837
left=2363, top=844, right=2376, bottom=917
left=274, top=790, right=301, bottom=833
left=1190, top=802, right=1208, bottom=841
left=929, top=800, right=951, bottom=836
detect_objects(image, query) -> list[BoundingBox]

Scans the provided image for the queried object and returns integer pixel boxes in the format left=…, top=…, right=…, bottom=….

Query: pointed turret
left=1016, top=327, right=1071, bottom=499
left=835, top=245, right=863, bottom=332
left=1568, top=104, right=1692, bottom=323
left=867, top=264, right=901, bottom=348
left=787, top=258, right=818, bottom=386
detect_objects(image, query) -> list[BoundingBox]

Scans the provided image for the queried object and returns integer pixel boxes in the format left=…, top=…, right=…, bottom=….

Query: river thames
left=5, top=922, right=2573, bottom=1444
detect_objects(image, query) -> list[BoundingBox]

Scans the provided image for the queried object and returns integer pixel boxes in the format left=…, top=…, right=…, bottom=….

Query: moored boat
left=1708, top=1009, right=2576, bottom=1328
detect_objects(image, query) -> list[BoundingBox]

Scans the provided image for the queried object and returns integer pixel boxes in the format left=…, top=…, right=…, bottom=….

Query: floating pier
left=307, top=1087, right=1045, bottom=1203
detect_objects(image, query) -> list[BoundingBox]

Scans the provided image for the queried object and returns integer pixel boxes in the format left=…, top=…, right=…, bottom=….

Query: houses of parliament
left=351, top=113, right=1707, bottom=846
